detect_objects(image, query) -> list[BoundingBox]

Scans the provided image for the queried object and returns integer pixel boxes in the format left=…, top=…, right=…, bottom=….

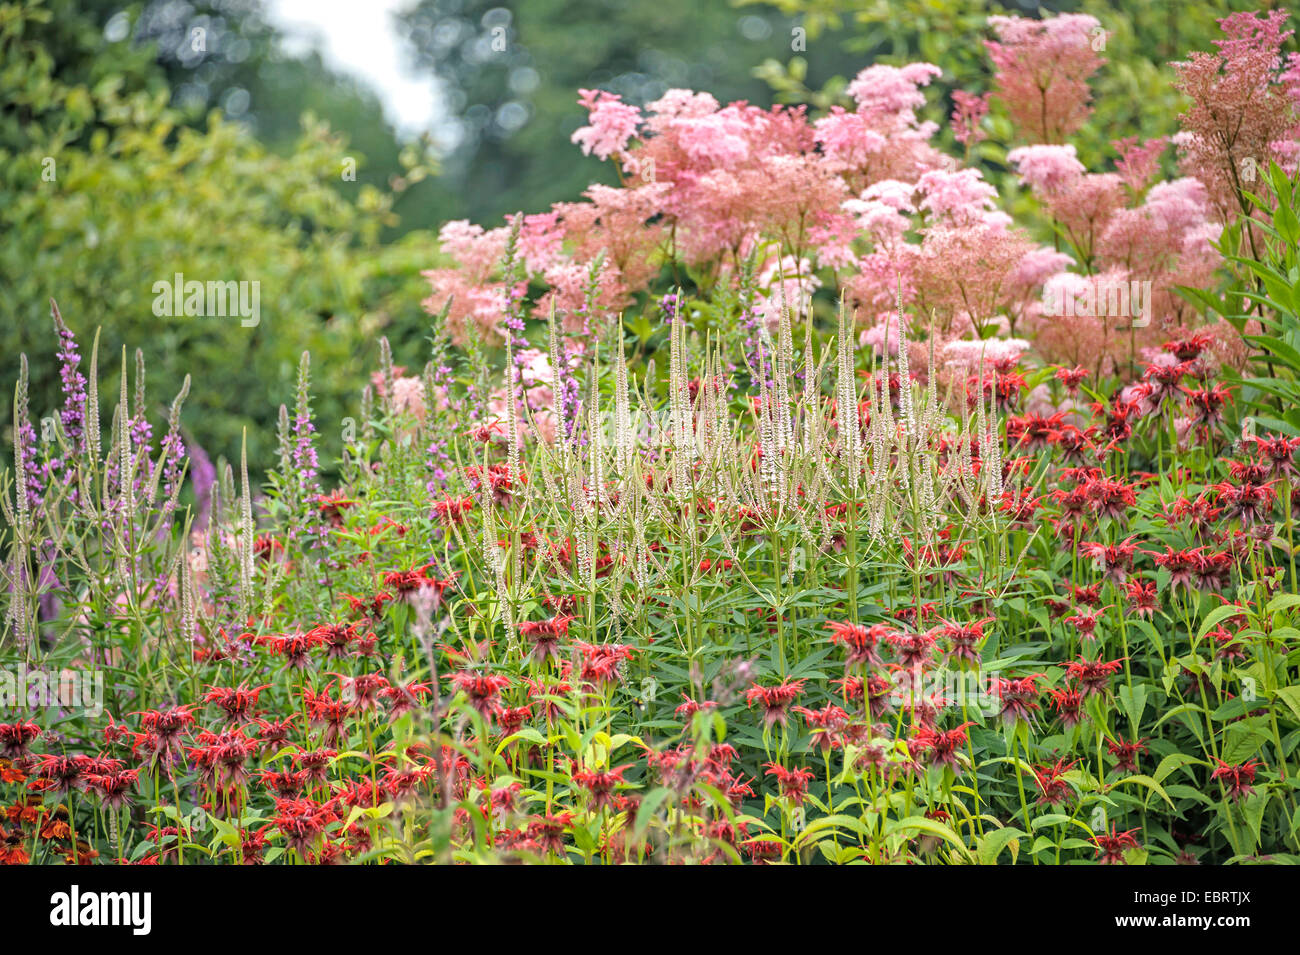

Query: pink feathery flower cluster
left=1172, top=10, right=1300, bottom=222
left=986, top=13, right=1106, bottom=144
left=1006, top=142, right=1221, bottom=373
left=571, top=89, right=642, bottom=161
left=424, top=61, right=957, bottom=348
left=417, top=10, right=1276, bottom=397
left=950, top=90, right=990, bottom=148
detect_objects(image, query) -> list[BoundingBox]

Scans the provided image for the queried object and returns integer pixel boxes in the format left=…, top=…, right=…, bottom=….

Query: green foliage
left=1183, top=163, right=1300, bottom=437
left=0, top=0, right=443, bottom=471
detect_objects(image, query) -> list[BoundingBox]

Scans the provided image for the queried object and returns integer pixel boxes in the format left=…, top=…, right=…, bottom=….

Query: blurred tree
left=398, top=0, right=867, bottom=225
left=1, top=0, right=442, bottom=474
left=59, top=0, right=449, bottom=234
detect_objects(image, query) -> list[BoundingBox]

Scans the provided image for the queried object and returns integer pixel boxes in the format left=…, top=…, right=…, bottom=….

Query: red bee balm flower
left=448, top=672, right=512, bottom=720
left=0, top=721, right=40, bottom=759
left=1093, top=825, right=1141, bottom=864
left=746, top=679, right=807, bottom=728
left=1210, top=759, right=1261, bottom=800
left=518, top=614, right=574, bottom=664
left=763, top=763, right=815, bottom=805
left=910, top=722, right=975, bottom=771
left=570, top=764, right=631, bottom=810
left=995, top=675, right=1042, bottom=725
left=825, top=621, right=887, bottom=670
left=1064, top=657, right=1124, bottom=697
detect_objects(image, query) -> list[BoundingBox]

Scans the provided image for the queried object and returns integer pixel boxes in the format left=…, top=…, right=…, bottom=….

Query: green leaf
left=1274, top=685, right=1300, bottom=724
left=1113, top=774, right=1175, bottom=808
left=976, top=826, right=1025, bottom=864
left=1118, top=683, right=1149, bottom=730
left=1197, top=604, right=1248, bottom=640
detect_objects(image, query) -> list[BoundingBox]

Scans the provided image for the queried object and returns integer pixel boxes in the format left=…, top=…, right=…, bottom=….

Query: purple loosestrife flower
left=292, top=352, right=320, bottom=495
left=14, top=354, right=43, bottom=515
left=131, top=349, right=154, bottom=468
left=52, top=301, right=87, bottom=455
left=156, top=377, right=191, bottom=525
left=738, top=306, right=767, bottom=380
left=660, top=292, right=679, bottom=324
left=424, top=363, right=453, bottom=496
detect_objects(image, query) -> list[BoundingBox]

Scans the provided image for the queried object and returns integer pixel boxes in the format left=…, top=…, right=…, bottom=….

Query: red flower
left=524, top=677, right=573, bottom=724
left=496, top=705, right=533, bottom=735
left=763, top=762, right=815, bottom=805
left=1106, top=738, right=1148, bottom=774
left=573, top=642, right=634, bottom=690
left=1093, top=824, right=1140, bottom=864
left=527, top=811, right=574, bottom=855
left=1242, top=433, right=1300, bottom=480
left=885, top=630, right=938, bottom=669
left=467, top=463, right=526, bottom=505
left=303, top=686, right=354, bottom=745
left=188, top=729, right=258, bottom=789
left=1162, top=331, right=1213, bottom=362
left=1181, top=382, right=1233, bottom=426
left=132, top=705, right=197, bottom=763
left=260, top=768, right=309, bottom=798
left=1124, top=579, right=1159, bottom=617
left=745, top=679, right=807, bottom=728
left=1048, top=687, right=1085, bottom=727
left=272, top=796, right=339, bottom=855
left=1064, top=657, right=1123, bottom=696
left=381, top=680, right=433, bottom=718
left=675, top=695, right=719, bottom=722
left=292, top=749, right=338, bottom=785
left=1141, top=359, right=1192, bottom=405
left=1213, top=478, right=1277, bottom=527
left=341, top=591, right=393, bottom=620
left=931, top=617, right=993, bottom=665
left=825, top=621, right=887, bottom=670
left=431, top=495, right=475, bottom=524
left=1210, top=759, right=1260, bottom=800
left=33, top=754, right=89, bottom=795
left=250, top=715, right=296, bottom=751
left=256, top=631, right=326, bottom=669
left=910, top=722, right=975, bottom=771
left=85, top=767, right=140, bottom=809
left=742, top=836, right=783, bottom=864
left=1032, top=758, right=1076, bottom=806
left=304, top=623, right=359, bottom=659
left=448, top=672, right=512, bottom=720
left=793, top=704, right=849, bottom=752
left=518, top=614, right=574, bottom=664
left=1062, top=606, right=1108, bottom=641
left=1082, top=475, right=1136, bottom=523
left=1078, top=537, right=1138, bottom=582
left=995, top=675, right=1042, bottom=725
left=570, top=764, right=631, bottom=810
left=202, top=684, right=271, bottom=722
left=1008, top=411, right=1067, bottom=451
left=0, top=721, right=40, bottom=759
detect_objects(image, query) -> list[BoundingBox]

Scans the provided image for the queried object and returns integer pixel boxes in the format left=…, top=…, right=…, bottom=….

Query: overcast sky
left=264, top=0, right=441, bottom=137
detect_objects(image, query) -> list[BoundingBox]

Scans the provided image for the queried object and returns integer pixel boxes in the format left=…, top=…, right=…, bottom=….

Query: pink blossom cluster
left=420, top=10, right=1296, bottom=395
left=1172, top=10, right=1300, bottom=223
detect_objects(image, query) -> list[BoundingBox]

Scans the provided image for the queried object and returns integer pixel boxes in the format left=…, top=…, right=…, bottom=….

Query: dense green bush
left=0, top=0, right=442, bottom=472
